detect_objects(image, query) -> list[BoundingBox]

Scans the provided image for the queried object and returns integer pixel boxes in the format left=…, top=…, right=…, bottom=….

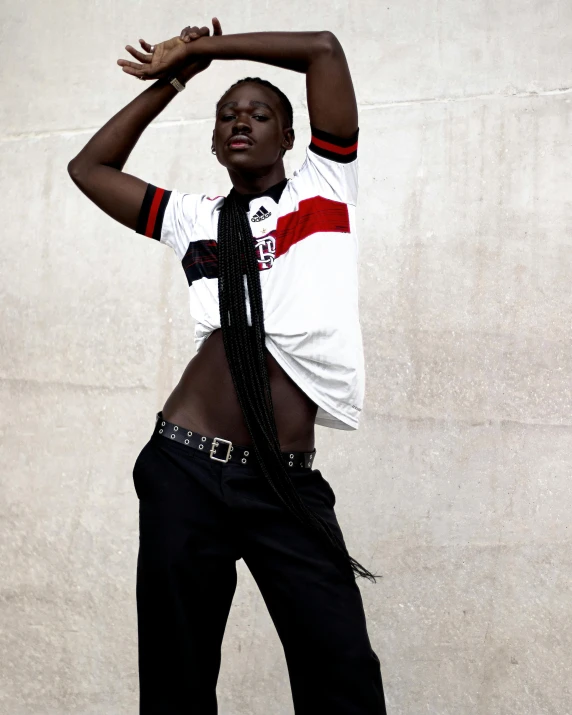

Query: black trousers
left=133, top=427, right=387, bottom=714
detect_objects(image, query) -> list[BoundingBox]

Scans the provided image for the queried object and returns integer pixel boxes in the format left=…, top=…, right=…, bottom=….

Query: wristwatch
left=169, top=76, right=186, bottom=92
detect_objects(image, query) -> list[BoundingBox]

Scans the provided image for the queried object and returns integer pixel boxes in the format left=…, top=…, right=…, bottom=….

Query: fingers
left=125, top=44, right=152, bottom=63
left=180, top=22, right=220, bottom=41
left=139, top=39, right=154, bottom=53
left=119, top=64, right=145, bottom=78
left=117, top=58, right=153, bottom=79
left=180, top=25, right=202, bottom=42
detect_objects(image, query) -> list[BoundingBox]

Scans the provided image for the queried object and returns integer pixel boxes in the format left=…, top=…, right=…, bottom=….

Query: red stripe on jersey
left=145, top=188, right=165, bottom=237
left=274, top=196, right=350, bottom=258
left=310, top=135, right=358, bottom=155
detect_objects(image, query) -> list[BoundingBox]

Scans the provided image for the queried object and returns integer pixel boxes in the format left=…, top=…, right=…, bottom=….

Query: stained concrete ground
left=1, top=1, right=571, bottom=713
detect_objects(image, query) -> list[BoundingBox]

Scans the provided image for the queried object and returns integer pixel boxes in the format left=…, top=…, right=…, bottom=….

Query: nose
left=232, top=117, right=251, bottom=134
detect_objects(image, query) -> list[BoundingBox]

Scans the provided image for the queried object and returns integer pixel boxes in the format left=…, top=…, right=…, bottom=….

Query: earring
left=211, top=147, right=216, bottom=154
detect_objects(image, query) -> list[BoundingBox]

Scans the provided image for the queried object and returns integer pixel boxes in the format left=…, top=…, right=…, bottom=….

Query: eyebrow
left=217, top=100, right=274, bottom=113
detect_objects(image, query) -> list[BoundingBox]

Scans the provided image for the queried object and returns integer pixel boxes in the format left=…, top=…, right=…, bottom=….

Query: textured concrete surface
left=1, top=1, right=572, bottom=713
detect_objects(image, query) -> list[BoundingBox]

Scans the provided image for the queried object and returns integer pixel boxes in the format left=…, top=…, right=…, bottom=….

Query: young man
left=68, top=18, right=387, bottom=714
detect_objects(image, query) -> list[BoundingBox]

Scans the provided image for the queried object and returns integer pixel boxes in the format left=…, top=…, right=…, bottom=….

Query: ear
left=211, top=129, right=216, bottom=153
left=281, top=127, right=295, bottom=154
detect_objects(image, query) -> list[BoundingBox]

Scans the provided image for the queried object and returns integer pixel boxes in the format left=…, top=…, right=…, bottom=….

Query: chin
left=223, top=154, right=264, bottom=170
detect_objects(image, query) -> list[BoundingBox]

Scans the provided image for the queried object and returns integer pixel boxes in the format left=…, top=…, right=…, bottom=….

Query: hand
left=117, top=17, right=222, bottom=82
left=178, top=17, right=223, bottom=76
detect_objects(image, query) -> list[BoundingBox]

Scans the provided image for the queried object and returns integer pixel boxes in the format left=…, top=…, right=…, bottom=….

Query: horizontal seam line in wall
left=2, top=86, right=572, bottom=143
left=364, top=412, right=572, bottom=430
left=0, top=376, right=150, bottom=393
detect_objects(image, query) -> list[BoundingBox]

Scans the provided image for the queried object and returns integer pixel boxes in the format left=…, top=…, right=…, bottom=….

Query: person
left=68, top=17, right=387, bottom=714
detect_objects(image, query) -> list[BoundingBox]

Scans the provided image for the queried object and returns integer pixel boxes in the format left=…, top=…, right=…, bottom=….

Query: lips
left=227, top=134, right=253, bottom=148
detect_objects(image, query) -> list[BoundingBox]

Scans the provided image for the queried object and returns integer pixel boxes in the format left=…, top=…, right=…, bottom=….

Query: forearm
left=184, top=31, right=334, bottom=74
left=68, top=75, right=188, bottom=173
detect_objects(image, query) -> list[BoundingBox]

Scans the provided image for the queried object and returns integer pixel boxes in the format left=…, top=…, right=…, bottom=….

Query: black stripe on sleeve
left=135, top=183, right=157, bottom=236
left=135, top=184, right=172, bottom=240
left=309, top=125, right=359, bottom=163
left=152, top=189, right=172, bottom=240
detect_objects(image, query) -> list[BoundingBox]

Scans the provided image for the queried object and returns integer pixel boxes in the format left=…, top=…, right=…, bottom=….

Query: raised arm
left=120, top=30, right=358, bottom=139
left=68, top=22, right=222, bottom=230
left=304, top=32, right=358, bottom=139
left=71, top=24, right=358, bottom=230
left=67, top=76, right=178, bottom=231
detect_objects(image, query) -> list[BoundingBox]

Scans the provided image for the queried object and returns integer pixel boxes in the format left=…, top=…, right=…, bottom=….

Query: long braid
left=217, top=141, right=380, bottom=582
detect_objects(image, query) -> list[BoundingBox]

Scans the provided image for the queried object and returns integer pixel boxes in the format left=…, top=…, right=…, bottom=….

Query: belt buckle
left=210, top=437, right=232, bottom=463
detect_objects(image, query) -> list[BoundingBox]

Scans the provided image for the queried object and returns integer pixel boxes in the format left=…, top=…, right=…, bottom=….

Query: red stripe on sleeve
left=145, top=188, right=165, bottom=237
left=311, top=136, right=358, bottom=155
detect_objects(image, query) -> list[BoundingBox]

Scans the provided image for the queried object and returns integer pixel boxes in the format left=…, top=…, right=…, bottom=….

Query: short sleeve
left=135, top=184, right=201, bottom=261
left=292, top=125, right=359, bottom=206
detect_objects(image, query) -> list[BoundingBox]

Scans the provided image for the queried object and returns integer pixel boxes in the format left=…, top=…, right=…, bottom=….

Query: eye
left=254, top=115, right=269, bottom=121
left=221, top=115, right=235, bottom=121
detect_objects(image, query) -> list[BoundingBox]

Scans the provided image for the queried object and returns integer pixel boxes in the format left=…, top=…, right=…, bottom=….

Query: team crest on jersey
left=255, top=235, right=276, bottom=270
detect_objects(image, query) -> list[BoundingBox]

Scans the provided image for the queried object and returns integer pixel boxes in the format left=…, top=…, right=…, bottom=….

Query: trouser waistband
left=153, top=412, right=316, bottom=469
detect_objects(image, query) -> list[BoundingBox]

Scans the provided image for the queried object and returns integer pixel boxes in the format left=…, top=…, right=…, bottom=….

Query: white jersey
left=136, top=126, right=364, bottom=430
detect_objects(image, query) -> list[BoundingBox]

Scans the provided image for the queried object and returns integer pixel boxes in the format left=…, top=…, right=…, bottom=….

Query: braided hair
left=216, top=77, right=380, bottom=583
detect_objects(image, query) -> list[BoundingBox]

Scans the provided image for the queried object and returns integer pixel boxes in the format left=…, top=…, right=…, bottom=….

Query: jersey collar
left=232, top=177, right=289, bottom=209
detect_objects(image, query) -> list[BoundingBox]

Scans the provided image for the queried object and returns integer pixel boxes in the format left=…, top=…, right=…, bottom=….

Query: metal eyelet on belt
left=199, top=444, right=204, bottom=449
left=159, top=429, right=163, bottom=434
left=174, top=426, right=178, bottom=431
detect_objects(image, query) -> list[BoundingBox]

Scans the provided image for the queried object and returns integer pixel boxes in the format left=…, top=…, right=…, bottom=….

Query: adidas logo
left=251, top=206, right=271, bottom=222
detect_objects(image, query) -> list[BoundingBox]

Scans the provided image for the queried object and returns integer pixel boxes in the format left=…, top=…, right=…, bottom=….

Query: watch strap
left=169, top=76, right=186, bottom=92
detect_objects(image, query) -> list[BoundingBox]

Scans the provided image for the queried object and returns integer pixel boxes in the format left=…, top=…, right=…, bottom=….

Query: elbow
left=67, top=158, right=89, bottom=187
left=67, top=158, right=81, bottom=182
left=316, top=31, right=342, bottom=55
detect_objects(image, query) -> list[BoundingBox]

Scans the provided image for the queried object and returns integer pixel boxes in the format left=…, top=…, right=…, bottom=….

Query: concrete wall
left=1, top=1, right=571, bottom=713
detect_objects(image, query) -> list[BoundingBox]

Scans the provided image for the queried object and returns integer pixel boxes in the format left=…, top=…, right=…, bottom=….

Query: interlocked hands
left=117, top=17, right=223, bottom=81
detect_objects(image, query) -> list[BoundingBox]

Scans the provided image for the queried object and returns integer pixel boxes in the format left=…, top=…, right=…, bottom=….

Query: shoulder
left=288, top=129, right=360, bottom=207
left=164, top=190, right=225, bottom=226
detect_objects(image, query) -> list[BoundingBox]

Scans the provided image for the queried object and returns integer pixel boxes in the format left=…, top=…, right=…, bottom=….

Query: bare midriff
left=161, top=328, right=319, bottom=452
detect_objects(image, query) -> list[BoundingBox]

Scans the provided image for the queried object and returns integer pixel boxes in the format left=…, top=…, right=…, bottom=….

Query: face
left=212, top=83, right=294, bottom=173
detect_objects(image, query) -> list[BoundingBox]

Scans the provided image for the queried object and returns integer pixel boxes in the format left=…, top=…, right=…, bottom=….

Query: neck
left=228, top=163, right=286, bottom=195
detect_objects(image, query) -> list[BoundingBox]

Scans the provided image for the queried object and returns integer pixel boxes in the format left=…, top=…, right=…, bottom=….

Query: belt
left=153, top=412, right=316, bottom=469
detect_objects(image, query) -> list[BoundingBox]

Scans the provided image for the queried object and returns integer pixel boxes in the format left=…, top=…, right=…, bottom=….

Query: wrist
left=152, top=75, right=183, bottom=95
left=177, top=66, right=198, bottom=84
